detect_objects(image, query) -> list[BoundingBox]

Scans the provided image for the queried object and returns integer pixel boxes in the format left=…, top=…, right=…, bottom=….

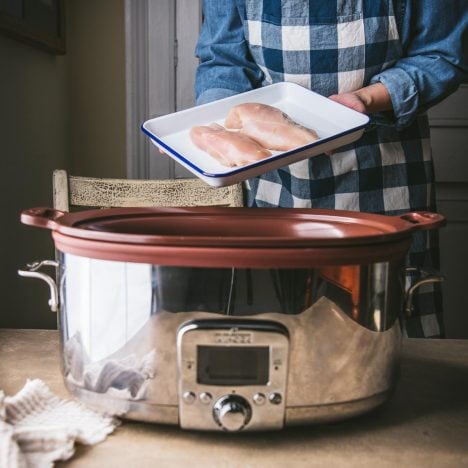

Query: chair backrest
left=52, top=169, right=244, bottom=211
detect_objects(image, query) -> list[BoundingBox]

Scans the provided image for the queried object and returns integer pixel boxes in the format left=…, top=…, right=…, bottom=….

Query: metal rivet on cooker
left=199, top=392, right=212, bottom=404
left=253, top=393, right=266, bottom=405
left=183, top=391, right=196, bottom=405
left=269, top=393, right=282, bottom=405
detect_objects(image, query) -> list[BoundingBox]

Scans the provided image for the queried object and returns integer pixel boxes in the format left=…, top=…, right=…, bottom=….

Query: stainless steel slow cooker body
left=19, top=207, right=445, bottom=432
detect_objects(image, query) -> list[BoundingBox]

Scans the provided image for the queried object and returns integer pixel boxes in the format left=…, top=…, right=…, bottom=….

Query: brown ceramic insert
left=21, top=206, right=445, bottom=267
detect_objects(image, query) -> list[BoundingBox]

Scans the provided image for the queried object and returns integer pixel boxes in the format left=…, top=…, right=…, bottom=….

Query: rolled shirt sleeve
left=371, top=0, right=468, bottom=128
left=195, top=0, right=263, bottom=105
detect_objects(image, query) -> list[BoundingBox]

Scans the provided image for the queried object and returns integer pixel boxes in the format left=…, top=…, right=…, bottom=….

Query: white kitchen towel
left=0, top=379, right=119, bottom=468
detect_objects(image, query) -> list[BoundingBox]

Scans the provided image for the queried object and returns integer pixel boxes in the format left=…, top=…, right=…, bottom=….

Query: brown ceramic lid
left=21, top=207, right=445, bottom=267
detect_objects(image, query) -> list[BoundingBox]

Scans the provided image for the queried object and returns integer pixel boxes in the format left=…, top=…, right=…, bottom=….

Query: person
left=194, top=0, right=468, bottom=338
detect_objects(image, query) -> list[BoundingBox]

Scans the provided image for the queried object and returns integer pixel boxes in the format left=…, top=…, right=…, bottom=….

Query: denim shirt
left=195, top=0, right=468, bottom=128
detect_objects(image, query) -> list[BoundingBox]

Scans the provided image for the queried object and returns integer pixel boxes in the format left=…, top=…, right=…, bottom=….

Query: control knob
left=213, top=395, right=252, bottom=431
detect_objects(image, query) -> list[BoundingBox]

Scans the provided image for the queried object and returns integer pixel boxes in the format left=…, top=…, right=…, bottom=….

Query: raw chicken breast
left=190, top=123, right=272, bottom=167
left=225, top=102, right=319, bottom=151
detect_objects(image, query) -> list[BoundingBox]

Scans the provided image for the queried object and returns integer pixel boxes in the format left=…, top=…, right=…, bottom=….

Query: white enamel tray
left=141, top=82, right=370, bottom=187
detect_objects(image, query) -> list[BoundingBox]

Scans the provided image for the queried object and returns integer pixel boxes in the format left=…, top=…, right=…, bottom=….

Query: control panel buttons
left=177, top=320, right=289, bottom=431
left=182, top=391, right=196, bottom=405
left=253, top=393, right=266, bottom=406
left=213, top=395, right=252, bottom=432
left=199, top=392, right=213, bottom=404
left=269, top=393, right=282, bottom=405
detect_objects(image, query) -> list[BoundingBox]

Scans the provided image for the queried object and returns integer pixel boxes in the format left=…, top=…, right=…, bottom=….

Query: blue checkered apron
left=243, top=0, right=443, bottom=337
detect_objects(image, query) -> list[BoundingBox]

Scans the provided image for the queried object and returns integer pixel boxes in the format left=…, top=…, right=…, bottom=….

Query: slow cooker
left=19, top=206, right=444, bottom=432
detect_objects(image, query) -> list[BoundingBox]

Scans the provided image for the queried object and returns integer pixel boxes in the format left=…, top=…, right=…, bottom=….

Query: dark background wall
left=430, top=85, right=468, bottom=338
left=0, top=0, right=126, bottom=330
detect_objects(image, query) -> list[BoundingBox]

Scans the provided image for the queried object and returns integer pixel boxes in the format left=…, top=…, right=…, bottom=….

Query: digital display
left=197, top=346, right=269, bottom=386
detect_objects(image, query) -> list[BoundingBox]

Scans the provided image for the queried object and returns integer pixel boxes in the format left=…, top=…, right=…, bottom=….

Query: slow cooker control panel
left=177, top=319, right=289, bottom=431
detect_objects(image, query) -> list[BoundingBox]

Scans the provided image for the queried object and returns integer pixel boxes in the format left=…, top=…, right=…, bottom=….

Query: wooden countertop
left=1, top=329, right=467, bottom=467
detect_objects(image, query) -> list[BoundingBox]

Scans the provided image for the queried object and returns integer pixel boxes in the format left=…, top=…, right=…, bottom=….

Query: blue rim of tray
left=141, top=116, right=370, bottom=179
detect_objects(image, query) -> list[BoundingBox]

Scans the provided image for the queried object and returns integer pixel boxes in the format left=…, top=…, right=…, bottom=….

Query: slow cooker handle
left=18, top=260, right=59, bottom=312
left=404, top=267, right=444, bottom=317
left=20, top=207, right=66, bottom=230
left=398, top=212, right=446, bottom=231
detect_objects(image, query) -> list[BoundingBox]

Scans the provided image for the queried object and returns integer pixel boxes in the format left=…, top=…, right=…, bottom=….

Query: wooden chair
left=50, top=170, right=244, bottom=320
left=52, top=169, right=244, bottom=211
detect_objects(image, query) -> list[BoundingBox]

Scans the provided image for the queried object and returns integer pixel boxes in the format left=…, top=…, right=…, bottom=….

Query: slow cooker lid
left=21, top=206, right=444, bottom=247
